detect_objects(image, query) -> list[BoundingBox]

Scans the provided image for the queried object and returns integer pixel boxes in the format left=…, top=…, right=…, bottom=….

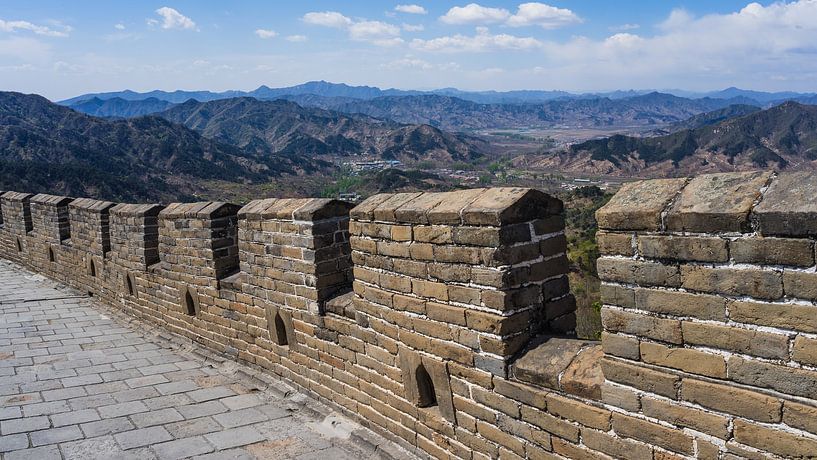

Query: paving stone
left=80, top=417, right=135, bottom=437
left=1, top=416, right=50, bottom=435
left=213, top=408, right=267, bottom=428
left=205, top=426, right=266, bottom=450
left=41, top=387, right=86, bottom=401
left=50, top=408, right=100, bottom=427
left=220, top=394, right=264, bottom=411
left=115, top=426, right=172, bottom=450
left=165, top=417, right=223, bottom=438
left=187, top=387, right=237, bottom=403
left=178, top=401, right=229, bottom=419
left=130, top=408, right=184, bottom=428
left=0, top=433, right=30, bottom=452
left=98, top=400, right=149, bottom=418
left=155, top=380, right=199, bottom=396
left=192, top=448, right=255, bottom=460
left=152, top=436, right=214, bottom=460
left=4, top=444, right=61, bottom=460
left=30, top=425, right=84, bottom=446
left=0, top=407, right=22, bottom=420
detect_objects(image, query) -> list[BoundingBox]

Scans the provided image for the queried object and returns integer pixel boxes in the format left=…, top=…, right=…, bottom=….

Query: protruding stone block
left=665, top=171, right=772, bottom=232
left=596, top=178, right=687, bottom=230
left=754, top=171, right=817, bottom=236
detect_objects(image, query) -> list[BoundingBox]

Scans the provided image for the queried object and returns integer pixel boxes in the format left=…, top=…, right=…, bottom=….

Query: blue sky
left=2, top=1, right=816, bottom=99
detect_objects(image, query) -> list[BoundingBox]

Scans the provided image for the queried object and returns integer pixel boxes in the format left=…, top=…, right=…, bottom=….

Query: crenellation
left=4, top=175, right=817, bottom=459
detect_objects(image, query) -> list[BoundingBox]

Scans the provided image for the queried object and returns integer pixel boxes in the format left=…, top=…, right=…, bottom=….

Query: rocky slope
left=531, top=102, right=817, bottom=176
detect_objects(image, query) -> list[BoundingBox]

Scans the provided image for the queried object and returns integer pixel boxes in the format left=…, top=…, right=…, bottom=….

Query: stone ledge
left=110, top=203, right=164, bottom=217
left=352, top=188, right=562, bottom=226
left=238, top=198, right=353, bottom=221
left=159, top=201, right=240, bottom=219
left=30, top=193, right=72, bottom=206
left=510, top=337, right=603, bottom=400
left=69, top=197, right=116, bottom=213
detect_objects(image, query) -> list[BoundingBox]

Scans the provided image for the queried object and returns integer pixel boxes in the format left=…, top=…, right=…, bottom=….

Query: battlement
left=2, top=175, right=817, bottom=459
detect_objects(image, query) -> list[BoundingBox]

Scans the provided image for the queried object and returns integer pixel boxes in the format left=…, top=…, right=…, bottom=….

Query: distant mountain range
left=159, top=97, right=482, bottom=163
left=533, top=102, right=817, bottom=176
left=65, top=87, right=783, bottom=132
left=59, top=81, right=817, bottom=107
left=0, top=92, right=307, bottom=202
left=0, top=92, right=485, bottom=201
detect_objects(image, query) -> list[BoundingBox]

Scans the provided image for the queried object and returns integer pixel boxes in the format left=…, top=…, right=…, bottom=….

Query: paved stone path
left=0, top=261, right=414, bottom=460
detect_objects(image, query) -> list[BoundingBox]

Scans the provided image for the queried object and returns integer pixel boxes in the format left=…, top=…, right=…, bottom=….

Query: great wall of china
left=2, top=170, right=817, bottom=459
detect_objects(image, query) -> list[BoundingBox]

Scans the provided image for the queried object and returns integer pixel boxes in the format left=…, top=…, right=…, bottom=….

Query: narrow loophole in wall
left=184, top=290, right=196, bottom=316
left=16, top=238, right=22, bottom=253
left=89, top=260, right=97, bottom=277
left=415, top=364, right=437, bottom=408
left=48, top=247, right=55, bottom=263
left=126, top=275, right=134, bottom=297
left=273, top=313, right=288, bottom=346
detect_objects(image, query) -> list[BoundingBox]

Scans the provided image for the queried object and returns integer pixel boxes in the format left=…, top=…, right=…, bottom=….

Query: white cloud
left=440, top=4, right=510, bottom=25
left=506, top=3, right=581, bottom=29
left=349, top=21, right=400, bottom=41
left=395, top=4, right=428, bottom=15
left=610, top=23, right=639, bottom=32
left=439, top=2, right=579, bottom=28
left=411, top=27, right=541, bottom=52
left=285, top=34, right=307, bottom=42
left=303, top=11, right=401, bottom=46
left=402, top=23, right=425, bottom=32
left=152, top=7, right=196, bottom=30
left=520, top=1, right=817, bottom=90
left=114, top=23, right=126, bottom=30
left=0, top=19, right=71, bottom=37
left=382, top=57, right=434, bottom=70
left=255, top=29, right=278, bottom=39
left=302, top=11, right=353, bottom=28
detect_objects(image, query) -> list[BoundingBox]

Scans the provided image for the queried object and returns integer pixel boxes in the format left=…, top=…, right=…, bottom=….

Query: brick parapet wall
left=596, top=170, right=817, bottom=458
left=4, top=178, right=815, bottom=459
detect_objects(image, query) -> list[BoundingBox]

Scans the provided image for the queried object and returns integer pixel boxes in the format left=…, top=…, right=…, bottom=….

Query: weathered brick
left=792, top=335, right=817, bottom=366
left=782, top=270, right=817, bottom=300
left=783, top=400, right=817, bottom=435
left=635, top=288, right=725, bottom=320
left=640, top=397, right=730, bottom=439
left=581, top=428, right=653, bottom=460
left=611, top=412, right=694, bottom=455
left=681, top=378, right=782, bottom=423
left=682, top=322, right=788, bottom=359
left=729, top=299, right=817, bottom=333
left=597, top=258, right=680, bottom=287
left=601, top=332, right=640, bottom=360
left=681, top=265, right=782, bottom=300
left=728, top=355, right=817, bottom=399
left=731, top=237, right=814, bottom=267
left=596, top=232, right=634, bottom=256
left=546, top=394, right=610, bottom=430
left=601, top=308, right=683, bottom=344
left=638, top=235, right=728, bottom=262
left=599, top=284, right=635, bottom=308
left=600, top=358, right=679, bottom=399
left=733, top=419, right=817, bottom=458
left=640, top=342, right=726, bottom=378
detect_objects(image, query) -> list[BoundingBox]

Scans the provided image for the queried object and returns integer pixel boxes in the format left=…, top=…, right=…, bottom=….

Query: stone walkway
left=0, top=261, right=415, bottom=460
